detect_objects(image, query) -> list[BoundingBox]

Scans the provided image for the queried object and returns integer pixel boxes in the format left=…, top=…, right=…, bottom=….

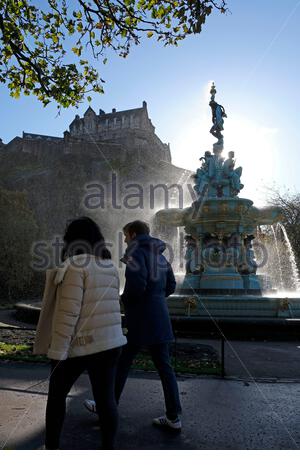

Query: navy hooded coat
left=120, top=234, right=176, bottom=346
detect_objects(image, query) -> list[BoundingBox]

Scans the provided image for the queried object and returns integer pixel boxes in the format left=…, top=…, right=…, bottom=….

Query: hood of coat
left=53, top=253, right=92, bottom=285
left=134, top=235, right=166, bottom=253
left=121, top=235, right=166, bottom=264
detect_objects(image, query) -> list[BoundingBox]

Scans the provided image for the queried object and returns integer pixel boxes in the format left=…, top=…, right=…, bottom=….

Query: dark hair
left=123, top=220, right=150, bottom=237
left=62, top=216, right=111, bottom=261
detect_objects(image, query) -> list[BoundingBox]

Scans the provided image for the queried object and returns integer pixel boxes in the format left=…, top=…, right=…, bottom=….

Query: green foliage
left=0, top=188, right=38, bottom=300
left=133, top=352, right=221, bottom=375
left=0, top=341, right=221, bottom=374
left=0, top=342, right=47, bottom=362
left=0, top=0, right=227, bottom=109
left=0, top=341, right=31, bottom=353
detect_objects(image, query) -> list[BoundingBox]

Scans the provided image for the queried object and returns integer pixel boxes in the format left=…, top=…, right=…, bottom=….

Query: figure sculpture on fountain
left=193, top=84, right=244, bottom=199
left=184, top=235, right=202, bottom=274
left=222, top=151, right=244, bottom=196
left=209, top=82, right=227, bottom=154
left=194, top=150, right=244, bottom=198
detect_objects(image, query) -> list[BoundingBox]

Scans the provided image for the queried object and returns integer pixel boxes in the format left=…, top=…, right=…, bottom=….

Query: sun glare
left=171, top=85, right=280, bottom=207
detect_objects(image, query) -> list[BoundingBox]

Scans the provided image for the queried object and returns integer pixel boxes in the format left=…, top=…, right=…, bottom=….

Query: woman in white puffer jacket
left=35, top=217, right=127, bottom=450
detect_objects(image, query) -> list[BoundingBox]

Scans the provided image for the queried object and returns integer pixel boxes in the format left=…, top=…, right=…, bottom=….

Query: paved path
left=0, top=309, right=36, bottom=329
left=1, top=362, right=300, bottom=450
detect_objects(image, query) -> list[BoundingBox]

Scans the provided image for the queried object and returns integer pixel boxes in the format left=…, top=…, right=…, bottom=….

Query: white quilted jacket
left=35, top=254, right=127, bottom=360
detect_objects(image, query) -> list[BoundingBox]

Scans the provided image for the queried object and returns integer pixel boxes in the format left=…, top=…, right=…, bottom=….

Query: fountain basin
left=167, top=294, right=300, bottom=319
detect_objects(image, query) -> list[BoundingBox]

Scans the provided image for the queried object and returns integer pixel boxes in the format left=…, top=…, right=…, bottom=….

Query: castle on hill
left=0, top=100, right=191, bottom=271
left=4, top=101, right=171, bottom=163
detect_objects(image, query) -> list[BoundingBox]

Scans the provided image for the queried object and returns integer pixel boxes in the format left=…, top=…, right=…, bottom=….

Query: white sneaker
left=152, top=415, right=182, bottom=431
left=84, top=399, right=97, bottom=413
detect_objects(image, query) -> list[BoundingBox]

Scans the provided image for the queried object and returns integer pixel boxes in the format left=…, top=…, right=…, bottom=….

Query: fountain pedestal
left=199, top=266, right=244, bottom=291
left=179, top=270, right=261, bottom=295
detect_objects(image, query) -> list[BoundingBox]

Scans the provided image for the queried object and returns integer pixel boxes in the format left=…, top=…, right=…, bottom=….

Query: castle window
left=115, top=118, right=121, bottom=129
left=98, top=121, right=105, bottom=132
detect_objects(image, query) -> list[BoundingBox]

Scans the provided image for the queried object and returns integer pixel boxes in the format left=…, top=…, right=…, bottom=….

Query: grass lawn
left=0, top=342, right=46, bottom=363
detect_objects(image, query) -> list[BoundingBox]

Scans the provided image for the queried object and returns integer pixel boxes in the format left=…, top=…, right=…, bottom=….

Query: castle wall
left=4, top=133, right=171, bottom=164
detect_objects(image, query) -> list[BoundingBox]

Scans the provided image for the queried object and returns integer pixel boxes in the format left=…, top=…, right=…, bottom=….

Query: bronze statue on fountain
left=209, top=81, right=227, bottom=154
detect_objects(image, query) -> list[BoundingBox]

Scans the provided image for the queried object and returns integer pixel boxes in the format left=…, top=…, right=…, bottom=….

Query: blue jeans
left=115, top=342, right=182, bottom=420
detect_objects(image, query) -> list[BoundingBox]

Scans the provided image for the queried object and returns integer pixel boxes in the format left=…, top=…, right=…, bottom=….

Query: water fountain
left=155, top=83, right=300, bottom=320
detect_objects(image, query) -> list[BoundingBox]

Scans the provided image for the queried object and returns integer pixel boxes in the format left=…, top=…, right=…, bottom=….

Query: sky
left=1, top=0, right=300, bottom=206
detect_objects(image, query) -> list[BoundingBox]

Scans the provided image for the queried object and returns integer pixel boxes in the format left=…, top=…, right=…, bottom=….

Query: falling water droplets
left=277, top=222, right=300, bottom=291
left=270, top=225, right=284, bottom=290
left=256, top=223, right=300, bottom=292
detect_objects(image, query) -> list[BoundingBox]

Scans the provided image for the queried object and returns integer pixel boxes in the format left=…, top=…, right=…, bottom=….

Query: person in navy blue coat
left=121, top=225, right=176, bottom=346
left=84, top=220, right=182, bottom=431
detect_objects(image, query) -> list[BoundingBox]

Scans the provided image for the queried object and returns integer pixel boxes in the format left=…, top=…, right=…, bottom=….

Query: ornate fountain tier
left=156, top=198, right=282, bottom=239
left=156, top=198, right=283, bottom=295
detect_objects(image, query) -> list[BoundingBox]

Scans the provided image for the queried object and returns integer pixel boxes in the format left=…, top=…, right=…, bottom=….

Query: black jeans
left=45, top=347, right=121, bottom=450
left=115, top=342, right=182, bottom=420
